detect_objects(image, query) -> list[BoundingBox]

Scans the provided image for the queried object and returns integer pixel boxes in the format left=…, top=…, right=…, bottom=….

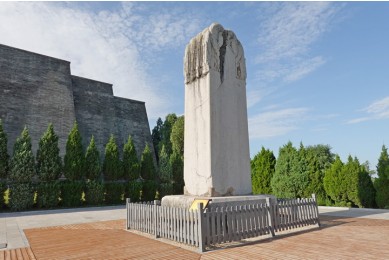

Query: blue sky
left=1, top=2, right=389, bottom=170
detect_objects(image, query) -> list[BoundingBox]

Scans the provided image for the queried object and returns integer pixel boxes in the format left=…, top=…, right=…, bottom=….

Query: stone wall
left=0, top=44, right=76, bottom=157
left=0, top=44, right=154, bottom=161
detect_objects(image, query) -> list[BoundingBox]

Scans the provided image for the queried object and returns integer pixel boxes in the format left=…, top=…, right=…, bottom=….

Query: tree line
left=252, top=142, right=389, bottom=209
left=0, top=120, right=157, bottom=211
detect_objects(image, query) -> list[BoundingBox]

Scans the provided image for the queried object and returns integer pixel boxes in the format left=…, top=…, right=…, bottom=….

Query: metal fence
left=126, top=194, right=320, bottom=252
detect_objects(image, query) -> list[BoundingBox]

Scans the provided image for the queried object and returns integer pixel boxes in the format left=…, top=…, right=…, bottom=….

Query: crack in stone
left=219, top=31, right=228, bottom=83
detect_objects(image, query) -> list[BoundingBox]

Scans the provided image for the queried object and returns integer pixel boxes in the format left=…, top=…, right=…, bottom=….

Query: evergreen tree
left=158, top=114, right=177, bottom=156
left=85, top=136, right=101, bottom=181
left=170, top=151, right=184, bottom=194
left=375, top=145, right=389, bottom=208
left=304, top=145, right=334, bottom=203
left=64, top=122, right=84, bottom=180
left=251, top=147, right=275, bottom=194
left=36, top=123, right=62, bottom=181
left=158, top=145, right=172, bottom=183
left=324, top=155, right=345, bottom=204
left=0, top=119, right=9, bottom=179
left=122, top=135, right=140, bottom=181
left=170, top=116, right=184, bottom=156
left=140, top=144, right=156, bottom=180
left=271, top=142, right=309, bottom=198
left=103, top=135, right=121, bottom=181
left=9, top=126, right=35, bottom=182
left=151, top=117, right=163, bottom=161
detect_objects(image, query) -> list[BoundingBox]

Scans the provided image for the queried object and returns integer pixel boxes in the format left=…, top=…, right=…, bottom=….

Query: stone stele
left=183, top=23, right=252, bottom=197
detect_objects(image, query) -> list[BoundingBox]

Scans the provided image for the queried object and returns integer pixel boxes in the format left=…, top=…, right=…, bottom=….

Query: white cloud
left=0, top=2, right=202, bottom=121
left=252, top=2, right=342, bottom=94
left=347, top=96, right=389, bottom=124
left=248, top=107, right=309, bottom=139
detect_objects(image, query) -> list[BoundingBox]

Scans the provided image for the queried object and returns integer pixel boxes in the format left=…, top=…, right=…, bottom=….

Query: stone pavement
left=0, top=205, right=126, bottom=249
left=0, top=203, right=389, bottom=259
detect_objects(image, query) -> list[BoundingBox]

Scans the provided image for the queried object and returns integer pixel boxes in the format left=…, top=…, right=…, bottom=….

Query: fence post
left=311, top=194, right=321, bottom=227
left=197, top=202, right=205, bottom=253
left=154, top=200, right=160, bottom=238
left=266, top=197, right=275, bottom=237
left=126, top=198, right=131, bottom=230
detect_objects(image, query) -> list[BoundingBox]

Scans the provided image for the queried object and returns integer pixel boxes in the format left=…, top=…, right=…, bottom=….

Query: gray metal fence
left=126, top=194, right=320, bottom=252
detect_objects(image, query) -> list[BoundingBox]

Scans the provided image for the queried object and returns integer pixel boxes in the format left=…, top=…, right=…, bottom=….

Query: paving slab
left=0, top=205, right=126, bottom=249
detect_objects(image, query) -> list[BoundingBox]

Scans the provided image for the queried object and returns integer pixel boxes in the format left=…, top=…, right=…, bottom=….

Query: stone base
left=161, top=194, right=277, bottom=209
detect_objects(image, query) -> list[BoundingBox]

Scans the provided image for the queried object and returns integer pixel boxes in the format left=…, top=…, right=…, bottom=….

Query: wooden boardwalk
left=1, top=215, right=389, bottom=259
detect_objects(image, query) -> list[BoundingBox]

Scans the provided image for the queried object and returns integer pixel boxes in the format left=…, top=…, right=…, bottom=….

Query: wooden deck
left=1, top=215, right=389, bottom=259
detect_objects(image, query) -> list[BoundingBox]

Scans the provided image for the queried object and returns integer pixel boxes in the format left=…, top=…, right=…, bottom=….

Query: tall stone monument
left=183, top=23, right=252, bottom=197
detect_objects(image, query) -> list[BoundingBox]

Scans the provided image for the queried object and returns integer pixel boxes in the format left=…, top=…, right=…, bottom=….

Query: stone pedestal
left=183, top=23, right=252, bottom=197
left=161, top=194, right=276, bottom=209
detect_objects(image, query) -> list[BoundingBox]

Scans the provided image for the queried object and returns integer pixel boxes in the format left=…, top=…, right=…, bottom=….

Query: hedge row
left=0, top=180, right=157, bottom=212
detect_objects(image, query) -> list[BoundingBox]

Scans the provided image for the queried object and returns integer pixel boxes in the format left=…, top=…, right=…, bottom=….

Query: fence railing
left=126, top=194, right=320, bottom=252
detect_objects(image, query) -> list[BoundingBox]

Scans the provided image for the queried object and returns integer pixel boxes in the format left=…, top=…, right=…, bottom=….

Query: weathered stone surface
left=183, top=23, right=251, bottom=197
left=0, top=44, right=154, bottom=161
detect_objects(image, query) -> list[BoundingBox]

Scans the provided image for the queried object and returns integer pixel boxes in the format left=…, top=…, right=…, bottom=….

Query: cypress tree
left=151, top=117, right=163, bottom=161
left=122, top=135, right=140, bottom=181
left=9, top=126, right=35, bottom=182
left=103, top=135, right=121, bottom=181
left=85, top=136, right=101, bottom=181
left=64, top=122, right=84, bottom=180
left=36, top=123, right=62, bottom=181
left=170, top=151, right=184, bottom=195
left=375, top=145, right=389, bottom=208
left=304, top=145, right=334, bottom=204
left=271, top=142, right=309, bottom=198
left=324, top=155, right=345, bottom=204
left=140, top=144, right=156, bottom=180
left=251, top=147, right=276, bottom=195
left=0, top=119, right=9, bottom=179
left=170, top=116, right=184, bottom=156
left=158, top=145, right=172, bottom=183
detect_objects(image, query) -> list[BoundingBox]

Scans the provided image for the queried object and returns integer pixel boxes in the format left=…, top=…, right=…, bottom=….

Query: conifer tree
left=140, top=144, right=156, bottom=180
left=0, top=120, right=9, bottom=179
left=36, top=123, right=62, bottom=181
left=170, top=151, right=184, bottom=194
left=251, top=147, right=276, bottom=195
left=158, top=145, right=172, bottom=183
left=304, top=145, right=334, bottom=203
left=375, top=145, right=389, bottom=208
left=122, top=135, right=140, bottom=181
left=324, top=155, right=345, bottom=204
left=64, top=122, right=84, bottom=180
left=9, top=126, right=35, bottom=182
left=271, top=142, right=309, bottom=198
left=170, top=116, right=184, bottom=156
left=85, top=136, right=101, bottom=181
left=103, top=135, right=121, bottom=181
left=151, top=117, right=163, bottom=161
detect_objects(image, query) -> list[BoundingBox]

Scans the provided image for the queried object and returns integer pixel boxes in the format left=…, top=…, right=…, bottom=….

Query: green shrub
left=104, top=182, right=125, bottom=205
left=127, top=181, right=142, bottom=202
left=9, top=183, right=35, bottom=211
left=60, top=181, right=84, bottom=207
left=85, top=181, right=104, bottom=205
left=36, top=181, right=60, bottom=208
left=142, top=180, right=158, bottom=201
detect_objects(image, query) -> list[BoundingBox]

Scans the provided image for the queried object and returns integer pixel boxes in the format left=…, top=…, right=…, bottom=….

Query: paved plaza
left=1, top=206, right=389, bottom=259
